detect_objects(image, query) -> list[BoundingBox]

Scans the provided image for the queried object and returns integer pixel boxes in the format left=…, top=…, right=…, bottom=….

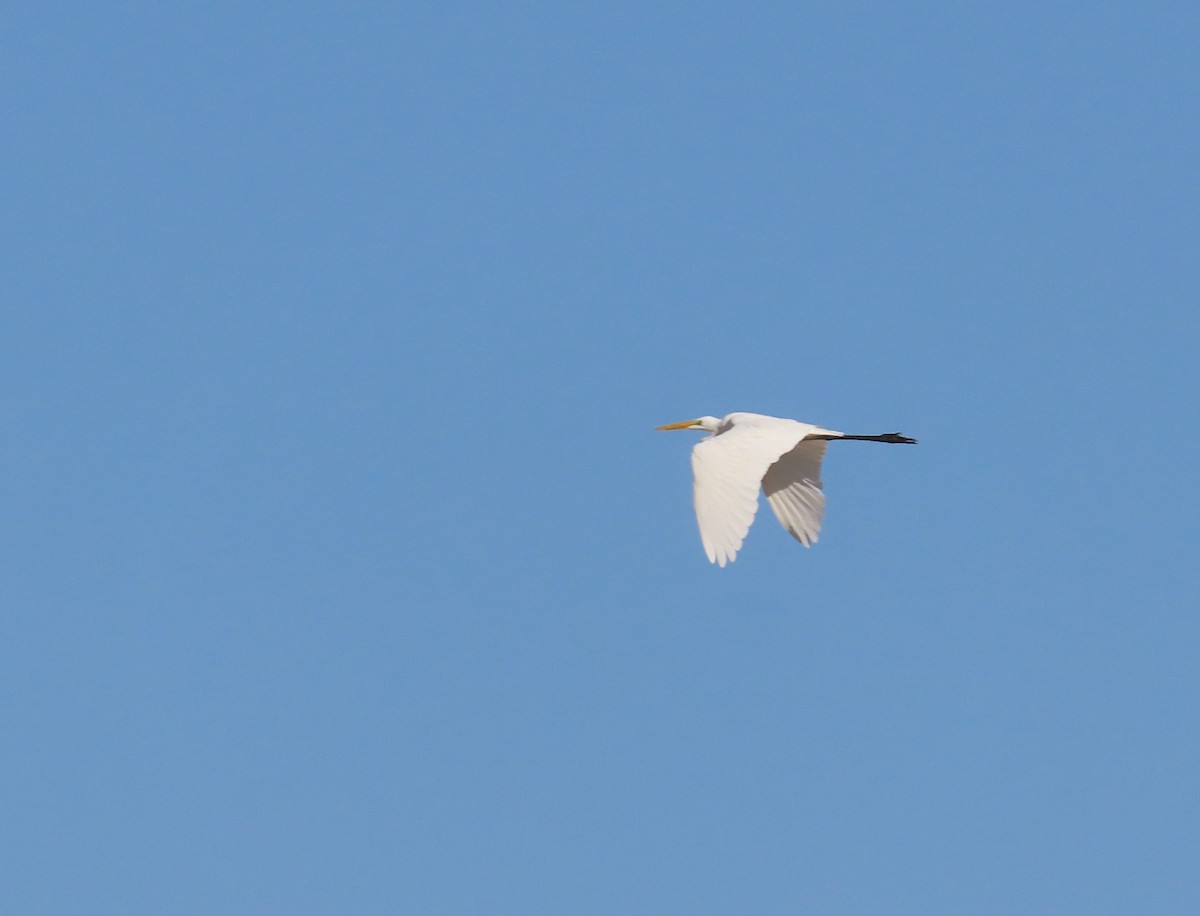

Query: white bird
left=657, top=412, right=916, bottom=566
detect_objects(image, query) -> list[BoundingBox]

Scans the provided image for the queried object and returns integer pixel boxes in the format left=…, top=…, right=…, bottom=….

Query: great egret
left=657, top=412, right=916, bottom=566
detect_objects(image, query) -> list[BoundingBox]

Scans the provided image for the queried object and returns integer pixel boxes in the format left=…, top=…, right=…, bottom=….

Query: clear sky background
left=4, top=3, right=1198, bottom=914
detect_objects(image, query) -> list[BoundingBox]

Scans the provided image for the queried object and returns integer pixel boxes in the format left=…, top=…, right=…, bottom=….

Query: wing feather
left=690, top=419, right=819, bottom=566
left=762, top=440, right=827, bottom=548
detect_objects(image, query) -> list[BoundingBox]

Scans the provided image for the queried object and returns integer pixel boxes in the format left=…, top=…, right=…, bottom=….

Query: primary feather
left=762, top=439, right=827, bottom=549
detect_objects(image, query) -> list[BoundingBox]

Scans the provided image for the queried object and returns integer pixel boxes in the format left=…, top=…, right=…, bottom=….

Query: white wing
left=690, top=418, right=821, bottom=566
left=762, top=440, right=827, bottom=548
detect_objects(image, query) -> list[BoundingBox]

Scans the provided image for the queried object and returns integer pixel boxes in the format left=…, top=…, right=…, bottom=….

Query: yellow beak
left=656, top=419, right=701, bottom=430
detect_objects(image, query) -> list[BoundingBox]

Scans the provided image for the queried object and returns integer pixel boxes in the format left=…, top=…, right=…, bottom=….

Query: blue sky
left=4, top=2, right=1199, bottom=913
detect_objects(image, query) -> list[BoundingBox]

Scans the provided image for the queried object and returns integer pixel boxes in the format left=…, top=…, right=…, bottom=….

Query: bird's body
left=657, top=412, right=916, bottom=566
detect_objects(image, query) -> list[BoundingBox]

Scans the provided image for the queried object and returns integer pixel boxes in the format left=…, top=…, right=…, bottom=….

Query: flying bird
left=657, top=412, right=916, bottom=566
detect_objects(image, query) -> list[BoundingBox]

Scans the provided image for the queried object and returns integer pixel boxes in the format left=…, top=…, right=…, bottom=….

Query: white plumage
left=657, top=412, right=916, bottom=566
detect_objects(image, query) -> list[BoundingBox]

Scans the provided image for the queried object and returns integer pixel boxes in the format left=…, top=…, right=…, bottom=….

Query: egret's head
left=656, top=416, right=721, bottom=432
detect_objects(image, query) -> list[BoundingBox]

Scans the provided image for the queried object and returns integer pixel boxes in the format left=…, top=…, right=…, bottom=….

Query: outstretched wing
left=690, top=420, right=818, bottom=566
left=762, top=439, right=827, bottom=548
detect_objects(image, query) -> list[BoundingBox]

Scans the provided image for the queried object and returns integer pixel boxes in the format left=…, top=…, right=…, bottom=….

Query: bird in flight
left=657, top=412, right=916, bottom=566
